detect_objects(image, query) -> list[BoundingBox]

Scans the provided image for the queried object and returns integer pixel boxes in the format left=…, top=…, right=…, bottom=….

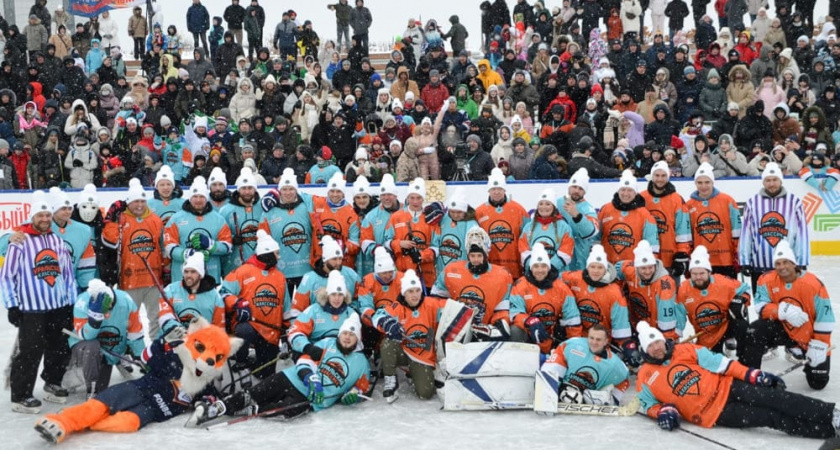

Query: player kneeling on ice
left=65, top=279, right=146, bottom=398
left=189, top=314, right=370, bottom=426
left=35, top=318, right=241, bottom=444
left=635, top=320, right=840, bottom=439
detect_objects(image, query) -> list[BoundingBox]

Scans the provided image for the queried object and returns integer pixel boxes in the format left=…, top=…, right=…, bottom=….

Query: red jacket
left=9, top=149, right=30, bottom=189
left=420, top=82, right=450, bottom=115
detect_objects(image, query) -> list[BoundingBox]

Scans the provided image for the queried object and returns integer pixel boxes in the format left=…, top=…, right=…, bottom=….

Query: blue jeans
left=337, top=23, right=350, bottom=48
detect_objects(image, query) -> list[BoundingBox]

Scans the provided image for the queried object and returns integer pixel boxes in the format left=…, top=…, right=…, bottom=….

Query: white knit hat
left=401, top=269, right=423, bottom=294
left=327, top=172, right=346, bottom=193
left=617, top=169, right=638, bottom=193
left=529, top=242, right=551, bottom=269
left=278, top=168, right=298, bottom=190
left=354, top=147, right=368, bottom=161
left=338, top=312, right=363, bottom=351
left=378, top=173, right=398, bottom=196
left=633, top=240, right=656, bottom=267
left=405, top=91, right=415, bottom=101
left=569, top=168, right=590, bottom=192
left=487, top=167, right=507, bottom=192
left=374, top=247, right=395, bottom=273
left=208, top=167, right=227, bottom=187
left=689, top=245, right=712, bottom=272
left=637, top=320, right=665, bottom=352
left=651, top=161, right=670, bottom=180
left=762, top=162, right=783, bottom=183
left=694, top=162, right=715, bottom=182
left=321, top=235, right=343, bottom=261
left=155, top=165, right=175, bottom=187
left=188, top=176, right=210, bottom=200
left=537, top=188, right=556, bottom=204
left=587, top=244, right=609, bottom=268
left=29, top=190, right=51, bottom=220
left=326, top=270, right=347, bottom=295
left=126, top=178, right=148, bottom=203
left=391, top=98, right=403, bottom=111
left=193, top=115, right=208, bottom=130
left=183, top=251, right=206, bottom=278
left=255, top=229, right=280, bottom=255
left=406, top=177, right=426, bottom=199
left=772, top=239, right=797, bottom=265
left=353, top=175, right=372, bottom=198
left=448, top=188, right=469, bottom=212
left=49, top=186, right=73, bottom=213
left=235, top=167, right=258, bottom=189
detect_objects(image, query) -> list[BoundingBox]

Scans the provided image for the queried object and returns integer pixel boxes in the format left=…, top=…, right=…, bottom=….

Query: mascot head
left=175, top=317, right=242, bottom=395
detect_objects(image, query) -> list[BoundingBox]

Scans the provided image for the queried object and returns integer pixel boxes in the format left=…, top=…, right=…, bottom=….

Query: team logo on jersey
left=63, top=239, right=76, bottom=258
left=778, top=296, right=806, bottom=332
left=253, top=284, right=279, bottom=316
left=531, top=302, right=558, bottom=327
left=439, top=234, right=463, bottom=266
left=159, top=210, right=176, bottom=225
left=281, top=222, right=308, bottom=253
left=128, top=229, right=156, bottom=259
left=321, top=219, right=344, bottom=241
left=320, top=356, right=349, bottom=388
left=488, top=221, right=514, bottom=252
left=33, top=249, right=60, bottom=287
left=405, top=324, right=432, bottom=352
left=695, top=212, right=724, bottom=244
left=651, top=210, right=669, bottom=235
left=568, top=366, right=599, bottom=390
left=576, top=299, right=603, bottom=328
left=96, top=325, right=123, bottom=350
left=759, top=212, right=788, bottom=247
left=238, top=218, right=261, bottom=251
left=408, top=230, right=428, bottom=248
left=458, top=286, right=487, bottom=324
left=177, top=307, right=204, bottom=325
left=628, top=293, right=651, bottom=324
left=695, top=302, right=724, bottom=329
left=667, top=364, right=701, bottom=396
left=607, top=223, right=635, bottom=255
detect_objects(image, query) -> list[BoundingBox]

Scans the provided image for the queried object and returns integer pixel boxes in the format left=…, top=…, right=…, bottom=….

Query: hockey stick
left=556, top=395, right=640, bottom=417
left=232, top=212, right=245, bottom=263
left=633, top=411, right=738, bottom=450
left=140, top=255, right=175, bottom=313
left=776, top=345, right=835, bottom=378
left=204, top=393, right=372, bottom=430
left=678, top=330, right=706, bottom=344
left=61, top=329, right=149, bottom=372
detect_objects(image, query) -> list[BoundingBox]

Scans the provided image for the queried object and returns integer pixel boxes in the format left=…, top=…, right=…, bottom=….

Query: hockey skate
left=185, top=396, right=227, bottom=428
left=34, top=417, right=66, bottom=444
left=785, top=346, right=806, bottom=364
left=12, top=397, right=42, bottom=414
left=383, top=375, right=399, bottom=403
left=723, top=338, right=738, bottom=359
left=43, top=384, right=69, bottom=404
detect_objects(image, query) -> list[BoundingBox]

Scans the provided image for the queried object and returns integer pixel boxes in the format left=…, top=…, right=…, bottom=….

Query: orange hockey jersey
left=561, top=271, right=632, bottom=343
left=676, top=275, right=751, bottom=349
left=385, top=208, right=439, bottom=287
left=616, top=261, right=679, bottom=339
left=310, top=196, right=360, bottom=268
left=372, top=296, right=448, bottom=366
left=509, top=276, right=582, bottom=353
left=221, top=261, right=289, bottom=345
left=640, top=188, right=691, bottom=267
left=102, top=208, right=165, bottom=290
left=358, top=271, right=404, bottom=325
left=431, top=261, right=512, bottom=326
left=754, top=271, right=834, bottom=349
left=685, top=190, right=742, bottom=267
left=475, top=200, right=530, bottom=279
left=597, top=200, right=660, bottom=264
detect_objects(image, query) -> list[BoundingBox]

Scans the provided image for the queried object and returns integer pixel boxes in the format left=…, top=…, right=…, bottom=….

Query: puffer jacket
left=229, top=77, right=257, bottom=124
left=395, top=139, right=420, bottom=182
left=726, top=65, right=755, bottom=118
left=509, top=147, right=535, bottom=180
left=770, top=103, right=801, bottom=144
left=64, top=99, right=102, bottom=136
left=64, top=140, right=99, bottom=188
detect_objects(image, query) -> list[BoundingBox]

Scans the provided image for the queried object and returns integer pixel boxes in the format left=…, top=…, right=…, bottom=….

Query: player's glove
left=233, top=298, right=251, bottom=323
left=778, top=302, right=809, bottom=328
left=671, top=252, right=689, bottom=277
left=190, top=234, right=216, bottom=251
left=304, top=373, right=324, bottom=405
left=341, top=387, right=361, bottom=405
left=525, top=316, right=548, bottom=344
left=806, top=339, right=829, bottom=367
left=740, top=265, right=753, bottom=277
left=558, top=382, right=582, bottom=404
left=657, top=404, right=680, bottom=431
left=88, top=289, right=115, bottom=329
left=231, top=234, right=244, bottom=246
left=302, top=343, right=325, bottom=361
left=423, top=201, right=445, bottom=225
left=379, top=316, right=404, bottom=341
left=472, top=320, right=510, bottom=342
left=7, top=307, right=22, bottom=328
left=105, top=200, right=127, bottom=223
left=621, top=340, right=643, bottom=368
left=163, top=324, right=186, bottom=348
left=728, top=294, right=749, bottom=321
left=746, top=368, right=786, bottom=389
left=260, top=189, right=280, bottom=212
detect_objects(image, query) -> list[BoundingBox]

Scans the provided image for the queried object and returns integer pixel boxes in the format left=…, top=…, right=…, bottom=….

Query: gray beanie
left=0, top=139, right=8, bottom=151
left=466, top=134, right=482, bottom=146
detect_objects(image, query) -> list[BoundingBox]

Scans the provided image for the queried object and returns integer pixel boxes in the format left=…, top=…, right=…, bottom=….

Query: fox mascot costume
left=35, top=317, right=242, bottom=443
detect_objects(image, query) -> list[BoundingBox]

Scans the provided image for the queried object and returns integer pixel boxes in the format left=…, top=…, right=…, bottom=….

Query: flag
left=69, top=0, right=144, bottom=18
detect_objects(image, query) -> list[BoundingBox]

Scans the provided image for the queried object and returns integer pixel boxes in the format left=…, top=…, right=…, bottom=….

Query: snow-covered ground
left=0, top=257, right=838, bottom=448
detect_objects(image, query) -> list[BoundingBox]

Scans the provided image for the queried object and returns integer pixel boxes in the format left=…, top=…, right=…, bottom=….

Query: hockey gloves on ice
left=806, top=340, right=829, bottom=367
left=525, top=316, right=548, bottom=344
left=778, top=302, right=809, bottom=328
left=7, top=307, right=22, bottom=328
left=746, top=369, right=786, bottom=389
left=341, top=387, right=360, bottom=405
left=558, top=382, right=582, bottom=404
left=304, top=373, right=324, bottom=405
left=379, top=316, right=405, bottom=341
left=87, top=290, right=115, bottom=329
left=657, top=404, right=680, bottom=431
left=233, top=298, right=252, bottom=323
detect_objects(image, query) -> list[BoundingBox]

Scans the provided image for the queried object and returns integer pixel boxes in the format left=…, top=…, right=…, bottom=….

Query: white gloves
left=423, top=146, right=436, bottom=154
left=806, top=339, right=829, bottom=367
left=778, top=302, right=809, bottom=328
left=582, top=388, right=614, bottom=406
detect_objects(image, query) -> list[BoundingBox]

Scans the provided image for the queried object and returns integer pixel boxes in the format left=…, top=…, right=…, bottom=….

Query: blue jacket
left=187, top=4, right=210, bottom=33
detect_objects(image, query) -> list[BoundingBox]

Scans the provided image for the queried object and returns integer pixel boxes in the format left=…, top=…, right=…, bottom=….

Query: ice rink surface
left=0, top=258, right=838, bottom=449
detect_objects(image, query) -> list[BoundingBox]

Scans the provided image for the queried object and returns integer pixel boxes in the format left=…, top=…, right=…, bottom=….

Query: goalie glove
left=582, top=386, right=617, bottom=406
left=471, top=320, right=510, bottom=342
left=558, top=382, right=582, bottom=404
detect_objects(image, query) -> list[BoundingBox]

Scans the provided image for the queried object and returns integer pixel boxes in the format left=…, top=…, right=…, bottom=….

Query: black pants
left=742, top=319, right=831, bottom=389
left=11, top=306, right=73, bottom=402
left=711, top=265, right=737, bottom=279
left=224, top=372, right=310, bottom=418
left=362, top=324, right=381, bottom=360
left=716, top=380, right=836, bottom=439
left=356, top=32, right=369, bottom=56
left=192, top=32, right=209, bottom=56
left=709, top=317, right=749, bottom=357
left=133, top=37, right=145, bottom=59
left=234, top=322, right=279, bottom=380
left=247, top=37, right=260, bottom=59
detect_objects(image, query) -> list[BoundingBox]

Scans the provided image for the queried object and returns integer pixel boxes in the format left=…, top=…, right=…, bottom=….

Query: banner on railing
left=69, top=0, right=144, bottom=18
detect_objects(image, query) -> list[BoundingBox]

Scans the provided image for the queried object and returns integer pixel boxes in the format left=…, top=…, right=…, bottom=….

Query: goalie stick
left=198, top=393, right=373, bottom=430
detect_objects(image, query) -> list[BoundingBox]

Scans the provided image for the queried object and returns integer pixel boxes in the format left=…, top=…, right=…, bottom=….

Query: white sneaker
left=383, top=375, right=399, bottom=404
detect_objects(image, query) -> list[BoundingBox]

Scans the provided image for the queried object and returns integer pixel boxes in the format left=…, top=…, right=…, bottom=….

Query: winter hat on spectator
left=160, top=115, right=172, bottom=130
left=29, top=190, right=51, bottom=220
left=255, top=229, right=280, bottom=255
left=183, top=251, right=206, bottom=278
left=772, top=239, right=797, bottom=265
left=338, top=312, right=363, bottom=350
left=0, top=139, right=8, bottom=152
left=379, top=173, right=398, bottom=196
left=321, top=235, right=343, bottom=261
left=617, top=169, right=638, bottom=193
left=353, top=175, right=372, bottom=198
left=587, top=244, right=609, bottom=268
left=569, top=168, right=590, bottom=192
left=762, top=162, right=783, bottom=183
left=126, top=178, right=148, bottom=204
left=448, top=188, right=469, bottom=212
left=637, top=321, right=665, bottom=353
left=633, top=240, right=656, bottom=267
left=529, top=242, right=550, bottom=269
left=689, top=245, right=712, bottom=272
left=391, top=98, right=403, bottom=111
left=208, top=167, right=227, bottom=187
left=401, top=269, right=423, bottom=294
left=155, top=165, right=175, bottom=187
left=374, top=247, right=396, bottom=273
left=694, top=162, right=715, bottom=182
left=684, top=66, right=696, bottom=75
left=193, top=115, right=208, bottom=131
left=188, top=176, right=210, bottom=200
left=326, top=270, right=348, bottom=296
left=487, top=167, right=507, bottom=192
left=467, top=134, right=482, bottom=147
left=317, top=146, right=332, bottom=160
left=354, top=147, right=368, bottom=161
left=235, top=167, right=258, bottom=189
left=420, top=117, right=432, bottom=127
left=651, top=161, right=670, bottom=180
left=327, top=172, right=346, bottom=194
left=278, top=168, right=298, bottom=190
left=49, top=186, right=73, bottom=213
left=406, top=177, right=426, bottom=199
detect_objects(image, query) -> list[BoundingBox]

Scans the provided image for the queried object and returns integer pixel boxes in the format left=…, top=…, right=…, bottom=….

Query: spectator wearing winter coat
left=770, top=102, right=801, bottom=144
left=529, top=144, right=563, bottom=179
left=652, top=67, right=678, bottom=111
left=508, top=137, right=535, bottom=180
left=695, top=15, right=717, bottom=51
left=698, top=68, right=727, bottom=120
left=214, top=32, right=244, bottom=81
left=223, top=0, right=246, bottom=44
left=443, top=15, right=469, bottom=56
left=733, top=100, right=773, bottom=149
left=665, top=0, right=689, bottom=39
left=187, top=0, right=211, bottom=57
left=187, top=48, right=216, bottom=84
left=350, top=0, right=373, bottom=56
left=394, top=139, right=420, bottom=182
left=620, top=0, right=642, bottom=39
left=24, top=15, right=48, bottom=59
left=754, top=72, right=785, bottom=121
left=636, top=88, right=667, bottom=124
left=390, top=66, right=421, bottom=103
left=776, top=48, right=800, bottom=84
left=682, top=135, right=727, bottom=177
left=717, top=133, right=758, bottom=176
left=229, top=78, right=257, bottom=124
left=725, top=0, right=748, bottom=32
left=567, top=138, right=622, bottom=179
left=749, top=45, right=775, bottom=87
left=726, top=65, right=755, bottom=118
left=645, top=104, right=680, bottom=147
left=508, top=70, right=540, bottom=112
left=64, top=134, right=99, bottom=188
left=770, top=144, right=803, bottom=175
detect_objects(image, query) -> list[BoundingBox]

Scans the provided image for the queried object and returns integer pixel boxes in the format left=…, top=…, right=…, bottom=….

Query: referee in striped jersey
left=0, top=190, right=77, bottom=414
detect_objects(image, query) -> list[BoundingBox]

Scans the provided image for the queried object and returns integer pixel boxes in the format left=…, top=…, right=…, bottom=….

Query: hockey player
left=360, top=174, right=402, bottom=277
left=158, top=252, right=225, bottom=335
left=67, top=279, right=145, bottom=396
left=385, top=178, right=440, bottom=288
left=164, top=176, right=233, bottom=283
left=146, top=165, right=186, bottom=226
left=685, top=162, right=742, bottom=278
left=475, top=168, right=530, bottom=279
left=556, top=168, right=601, bottom=271
left=541, top=324, right=631, bottom=406
left=207, top=167, right=231, bottom=211
left=561, top=244, right=632, bottom=346
left=221, top=230, right=289, bottom=378
left=640, top=161, right=691, bottom=278
left=519, top=188, right=575, bottom=272
left=102, top=179, right=166, bottom=337
left=189, top=315, right=370, bottom=426
left=615, top=240, right=680, bottom=340
left=359, top=247, right=403, bottom=326
left=739, top=162, right=810, bottom=291
left=72, top=185, right=108, bottom=285
left=742, top=240, right=835, bottom=390
left=49, top=186, right=96, bottom=291
left=373, top=269, right=448, bottom=402
left=1, top=191, right=77, bottom=413
left=310, top=172, right=361, bottom=268
left=635, top=321, right=840, bottom=439
left=288, top=271, right=359, bottom=362
left=291, top=235, right=362, bottom=324
left=510, top=243, right=582, bottom=354
left=351, top=176, right=378, bottom=277
left=598, top=170, right=660, bottom=264
left=431, top=226, right=512, bottom=342
left=261, top=168, right=316, bottom=294
left=676, top=245, right=751, bottom=357
left=219, top=167, right=264, bottom=275
left=433, top=188, right=479, bottom=273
